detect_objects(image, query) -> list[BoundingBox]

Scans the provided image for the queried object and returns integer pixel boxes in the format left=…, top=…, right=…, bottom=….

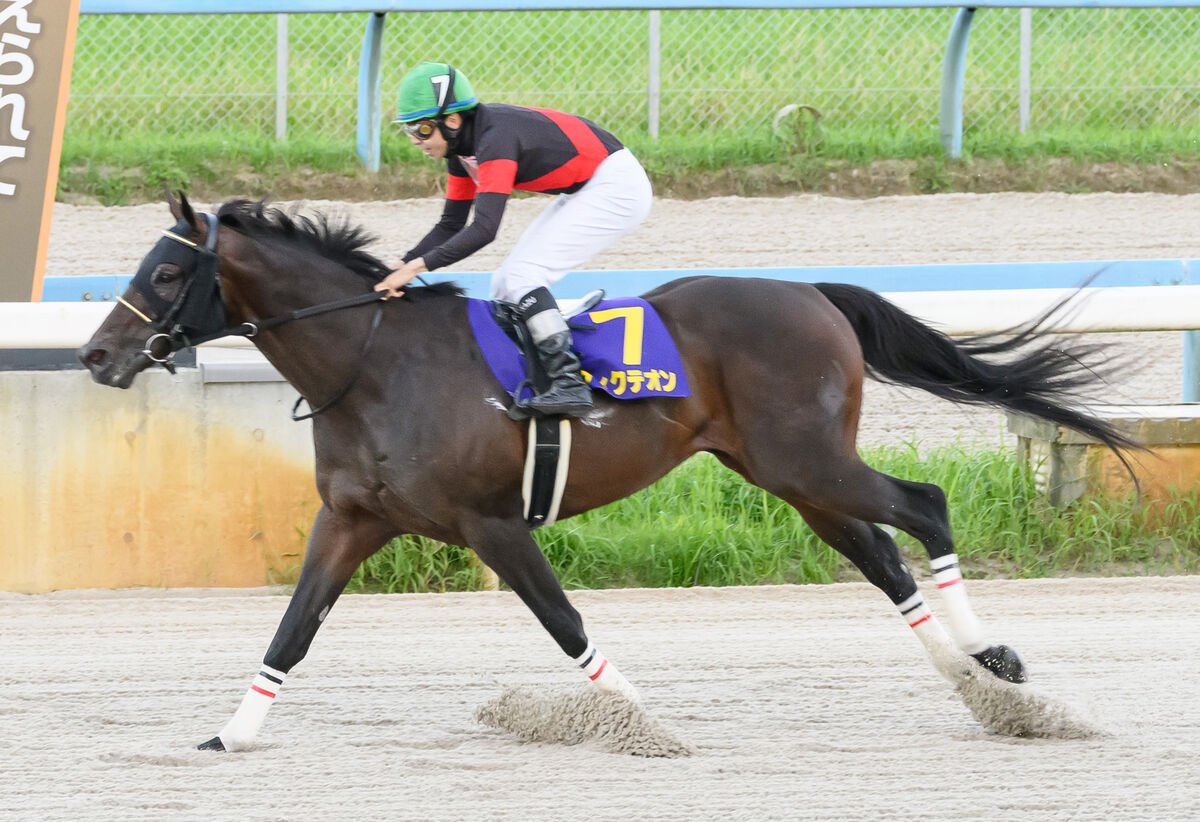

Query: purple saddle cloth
left=467, top=297, right=692, bottom=402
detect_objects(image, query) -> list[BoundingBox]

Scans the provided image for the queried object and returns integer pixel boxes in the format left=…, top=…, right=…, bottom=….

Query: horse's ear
left=166, top=189, right=198, bottom=229
left=166, top=187, right=182, bottom=220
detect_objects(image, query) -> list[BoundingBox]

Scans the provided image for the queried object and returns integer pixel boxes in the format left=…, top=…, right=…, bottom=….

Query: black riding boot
left=518, top=287, right=594, bottom=418
left=526, top=330, right=594, bottom=416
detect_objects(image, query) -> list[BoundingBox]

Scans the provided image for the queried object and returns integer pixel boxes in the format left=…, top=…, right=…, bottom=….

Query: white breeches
left=488, top=148, right=653, bottom=303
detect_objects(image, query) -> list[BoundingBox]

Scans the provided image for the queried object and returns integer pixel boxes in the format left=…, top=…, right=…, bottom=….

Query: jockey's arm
left=418, top=191, right=508, bottom=271
left=419, top=155, right=516, bottom=271
left=379, top=156, right=514, bottom=296
left=400, top=161, right=475, bottom=263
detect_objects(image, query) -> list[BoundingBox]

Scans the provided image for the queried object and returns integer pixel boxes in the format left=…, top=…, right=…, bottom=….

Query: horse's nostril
left=83, top=347, right=107, bottom=365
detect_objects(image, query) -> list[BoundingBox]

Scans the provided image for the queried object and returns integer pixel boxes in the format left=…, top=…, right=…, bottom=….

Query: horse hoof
left=197, top=736, right=226, bottom=752
left=971, top=644, right=1028, bottom=684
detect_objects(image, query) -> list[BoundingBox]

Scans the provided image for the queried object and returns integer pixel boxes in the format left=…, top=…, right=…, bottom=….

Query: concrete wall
left=1, top=368, right=318, bottom=593
left=1008, top=405, right=1200, bottom=507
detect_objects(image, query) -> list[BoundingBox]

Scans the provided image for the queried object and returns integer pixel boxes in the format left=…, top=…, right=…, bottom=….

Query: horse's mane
left=215, top=199, right=465, bottom=300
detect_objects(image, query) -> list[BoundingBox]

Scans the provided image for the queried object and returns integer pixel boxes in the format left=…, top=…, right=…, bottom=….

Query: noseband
left=121, top=211, right=387, bottom=421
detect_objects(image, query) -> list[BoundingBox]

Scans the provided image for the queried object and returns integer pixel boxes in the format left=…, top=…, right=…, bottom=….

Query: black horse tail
left=813, top=282, right=1145, bottom=465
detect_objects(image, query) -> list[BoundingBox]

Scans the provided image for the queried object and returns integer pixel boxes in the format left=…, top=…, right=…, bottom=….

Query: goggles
left=400, top=119, right=440, bottom=141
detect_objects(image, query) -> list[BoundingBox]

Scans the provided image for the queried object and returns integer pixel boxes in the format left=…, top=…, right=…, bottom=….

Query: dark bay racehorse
left=80, top=194, right=1137, bottom=751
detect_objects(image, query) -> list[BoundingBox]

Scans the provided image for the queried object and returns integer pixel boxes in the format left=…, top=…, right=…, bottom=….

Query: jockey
left=375, top=62, right=653, bottom=418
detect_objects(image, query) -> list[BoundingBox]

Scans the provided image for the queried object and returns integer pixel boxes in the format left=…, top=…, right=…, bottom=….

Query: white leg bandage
left=217, top=665, right=287, bottom=752
left=574, top=641, right=641, bottom=704
left=930, top=554, right=988, bottom=655
left=895, top=591, right=968, bottom=683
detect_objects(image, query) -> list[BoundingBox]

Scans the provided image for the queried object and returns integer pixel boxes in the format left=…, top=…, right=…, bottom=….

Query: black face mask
left=173, top=248, right=226, bottom=339
left=130, top=215, right=226, bottom=341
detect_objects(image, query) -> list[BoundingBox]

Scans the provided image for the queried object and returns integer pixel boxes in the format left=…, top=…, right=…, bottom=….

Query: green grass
left=56, top=122, right=1200, bottom=205
left=344, top=446, right=1200, bottom=594
left=59, top=9, right=1200, bottom=203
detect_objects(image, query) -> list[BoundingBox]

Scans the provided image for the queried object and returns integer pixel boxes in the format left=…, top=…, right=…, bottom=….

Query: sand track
left=2, top=577, right=1199, bottom=821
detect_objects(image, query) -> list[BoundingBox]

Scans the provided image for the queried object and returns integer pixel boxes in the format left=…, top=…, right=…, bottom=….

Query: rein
left=129, top=212, right=389, bottom=420
left=285, top=293, right=386, bottom=422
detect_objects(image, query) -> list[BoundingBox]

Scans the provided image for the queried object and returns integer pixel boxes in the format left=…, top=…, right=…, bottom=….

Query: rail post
left=356, top=12, right=387, bottom=171
left=939, top=7, right=976, bottom=158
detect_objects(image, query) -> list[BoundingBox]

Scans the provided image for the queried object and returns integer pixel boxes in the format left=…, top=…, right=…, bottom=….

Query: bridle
left=120, top=211, right=388, bottom=421
left=116, top=211, right=224, bottom=369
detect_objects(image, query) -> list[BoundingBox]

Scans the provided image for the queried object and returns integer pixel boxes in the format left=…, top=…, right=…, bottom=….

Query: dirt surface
left=2, top=577, right=1199, bottom=821
left=47, top=191, right=1200, bottom=449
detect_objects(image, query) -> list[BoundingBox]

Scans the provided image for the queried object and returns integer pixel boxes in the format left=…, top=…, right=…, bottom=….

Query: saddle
left=491, top=290, right=605, bottom=529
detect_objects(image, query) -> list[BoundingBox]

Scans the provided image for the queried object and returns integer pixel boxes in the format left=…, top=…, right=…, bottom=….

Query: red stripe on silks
left=908, top=614, right=932, bottom=629
left=588, top=659, right=609, bottom=681
left=250, top=685, right=276, bottom=699
left=937, top=578, right=963, bottom=589
left=533, top=107, right=606, bottom=157
left=515, top=156, right=593, bottom=194
left=476, top=158, right=518, bottom=194
left=446, top=173, right=477, bottom=201
left=516, top=108, right=608, bottom=193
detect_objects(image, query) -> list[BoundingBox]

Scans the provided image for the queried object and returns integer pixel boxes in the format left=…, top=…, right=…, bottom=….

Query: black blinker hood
left=130, top=214, right=226, bottom=339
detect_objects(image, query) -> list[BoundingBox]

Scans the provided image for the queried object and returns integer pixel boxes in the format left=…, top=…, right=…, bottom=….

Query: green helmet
left=394, top=62, right=478, bottom=123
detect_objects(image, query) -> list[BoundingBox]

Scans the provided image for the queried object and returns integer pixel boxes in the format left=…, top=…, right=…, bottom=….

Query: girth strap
left=523, top=417, right=572, bottom=528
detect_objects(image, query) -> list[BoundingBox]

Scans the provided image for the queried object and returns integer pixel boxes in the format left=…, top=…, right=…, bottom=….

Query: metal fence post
left=356, top=12, right=387, bottom=171
left=275, top=13, right=288, bottom=140
left=648, top=10, right=661, bottom=138
left=939, top=7, right=976, bottom=158
left=1184, top=331, right=1200, bottom=402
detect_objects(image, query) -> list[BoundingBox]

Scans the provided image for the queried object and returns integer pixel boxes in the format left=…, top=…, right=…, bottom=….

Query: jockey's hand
left=375, top=258, right=427, bottom=298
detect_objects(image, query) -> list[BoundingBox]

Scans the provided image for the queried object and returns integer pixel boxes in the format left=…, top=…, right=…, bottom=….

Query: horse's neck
left=234, top=254, right=388, bottom=396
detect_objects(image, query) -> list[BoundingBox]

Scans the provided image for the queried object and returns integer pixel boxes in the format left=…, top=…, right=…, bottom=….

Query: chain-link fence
left=66, top=9, right=1200, bottom=144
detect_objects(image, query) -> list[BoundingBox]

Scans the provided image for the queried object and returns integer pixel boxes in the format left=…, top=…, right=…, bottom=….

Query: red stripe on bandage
left=250, top=684, right=276, bottom=699
left=937, top=578, right=963, bottom=589
left=588, top=659, right=608, bottom=681
left=908, top=614, right=932, bottom=629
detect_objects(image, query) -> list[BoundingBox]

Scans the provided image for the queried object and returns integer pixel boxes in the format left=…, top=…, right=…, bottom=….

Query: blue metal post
left=939, top=7, right=975, bottom=158
left=356, top=12, right=387, bottom=171
left=1183, top=331, right=1200, bottom=402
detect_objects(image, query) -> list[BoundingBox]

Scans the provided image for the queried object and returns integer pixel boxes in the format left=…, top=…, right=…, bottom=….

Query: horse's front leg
left=463, top=516, right=641, bottom=702
left=198, top=506, right=395, bottom=751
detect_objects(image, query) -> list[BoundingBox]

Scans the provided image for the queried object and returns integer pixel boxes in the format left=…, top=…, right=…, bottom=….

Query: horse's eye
left=153, top=264, right=180, bottom=284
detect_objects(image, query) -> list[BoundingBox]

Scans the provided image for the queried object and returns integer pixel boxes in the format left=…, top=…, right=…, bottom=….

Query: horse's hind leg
left=462, top=516, right=641, bottom=702
left=199, top=506, right=396, bottom=752
left=759, top=451, right=1026, bottom=683
left=845, top=471, right=1028, bottom=683
left=788, top=502, right=973, bottom=682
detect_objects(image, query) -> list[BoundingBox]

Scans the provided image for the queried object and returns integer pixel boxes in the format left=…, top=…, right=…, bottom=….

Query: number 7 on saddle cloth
left=467, top=296, right=692, bottom=404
